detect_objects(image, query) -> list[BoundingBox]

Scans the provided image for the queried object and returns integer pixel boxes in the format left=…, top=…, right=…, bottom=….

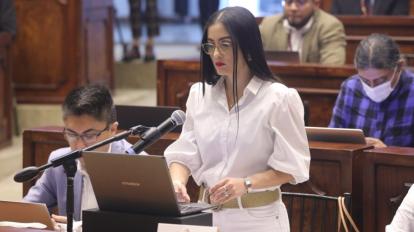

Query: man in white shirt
left=260, top=0, right=346, bottom=65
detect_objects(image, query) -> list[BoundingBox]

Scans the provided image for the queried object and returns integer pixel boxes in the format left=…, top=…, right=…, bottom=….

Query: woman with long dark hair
left=165, top=6, right=310, bottom=231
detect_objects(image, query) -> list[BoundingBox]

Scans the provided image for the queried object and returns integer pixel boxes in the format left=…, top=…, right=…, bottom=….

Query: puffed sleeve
left=267, top=87, right=310, bottom=184
left=164, top=83, right=203, bottom=175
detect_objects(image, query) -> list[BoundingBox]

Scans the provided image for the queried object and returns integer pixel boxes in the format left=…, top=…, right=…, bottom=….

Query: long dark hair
left=200, top=6, right=278, bottom=110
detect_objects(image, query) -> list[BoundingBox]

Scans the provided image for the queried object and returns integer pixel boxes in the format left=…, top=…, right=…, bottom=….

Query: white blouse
left=386, top=185, right=414, bottom=232
left=165, top=76, right=310, bottom=189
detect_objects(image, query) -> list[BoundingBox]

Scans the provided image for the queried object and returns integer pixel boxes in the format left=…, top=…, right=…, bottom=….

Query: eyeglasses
left=63, top=125, right=109, bottom=145
left=201, top=41, right=233, bottom=55
left=283, top=0, right=309, bottom=6
left=359, top=67, right=399, bottom=88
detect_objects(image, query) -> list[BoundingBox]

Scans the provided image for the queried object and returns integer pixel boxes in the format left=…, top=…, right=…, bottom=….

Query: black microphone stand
left=14, top=125, right=148, bottom=232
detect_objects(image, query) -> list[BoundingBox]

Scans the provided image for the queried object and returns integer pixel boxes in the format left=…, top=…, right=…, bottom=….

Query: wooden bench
left=157, top=59, right=356, bottom=127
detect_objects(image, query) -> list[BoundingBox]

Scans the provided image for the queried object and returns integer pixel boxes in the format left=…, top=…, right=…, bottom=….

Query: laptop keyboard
left=178, top=202, right=214, bottom=214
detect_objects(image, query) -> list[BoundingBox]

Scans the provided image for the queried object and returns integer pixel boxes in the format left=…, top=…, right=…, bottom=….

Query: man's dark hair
left=354, top=33, right=401, bottom=70
left=62, top=85, right=116, bottom=123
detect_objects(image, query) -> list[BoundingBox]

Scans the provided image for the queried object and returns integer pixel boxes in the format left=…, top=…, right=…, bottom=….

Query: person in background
left=165, top=6, right=310, bottom=232
left=24, top=85, right=146, bottom=230
left=123, top=0, right=159, bottom=62
left=260, top=0, right=346, bottom=65
left=331, top=0, right=409, bottom=15
left=199, top=0, right=219, bottom=30
left=0, top=0, right=16, bottom=54
left=386, top=184, right=414, bottom=231
left=329, top=34, right=414, bottom=148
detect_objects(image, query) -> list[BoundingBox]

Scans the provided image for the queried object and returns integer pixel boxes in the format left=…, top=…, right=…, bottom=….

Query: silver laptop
left=82, top=151, right=214, bottom=216
left=305, top=127, right=366, bottom=144
left=0, top=201, right=54, bottom=230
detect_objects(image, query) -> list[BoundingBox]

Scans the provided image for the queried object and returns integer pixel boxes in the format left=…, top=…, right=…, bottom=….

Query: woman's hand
left=172, top=180, right=191, bottom=203
left=366, top=137, right=387, bottom=148
left=209, top=178, right=247, bottom=205
left=51, top=214, right=67, bottom=231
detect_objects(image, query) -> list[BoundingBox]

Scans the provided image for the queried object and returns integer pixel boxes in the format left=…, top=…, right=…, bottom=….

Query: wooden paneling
left=157, top=59, right=355, bottom=127
left=11, top=0, right=113, bottom=104
left=0, top=47, right=12, bottom=148
left=362, top=147, right=414, bottom=232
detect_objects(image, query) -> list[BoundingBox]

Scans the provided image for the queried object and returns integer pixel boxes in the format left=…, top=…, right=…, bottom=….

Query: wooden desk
left=256, top=16, right=414, bottom=36
left=338, top=16, right=414, bottom=36
left=0, top=227, right=53, bottom=232
left=362, top=147, right=414, bottom=232
left=22, top=127, right=373, bottom=231
left=346, top=35, right=414, bottom=65
left=0, top=47, right=12, bottom=148
left=11, top=0, right=114, bottom=103
left=157, top=59, right=355, bottom=127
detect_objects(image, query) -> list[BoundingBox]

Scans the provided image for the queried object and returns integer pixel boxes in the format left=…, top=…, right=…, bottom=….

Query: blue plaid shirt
left=329, top=70, right=414, bottom=147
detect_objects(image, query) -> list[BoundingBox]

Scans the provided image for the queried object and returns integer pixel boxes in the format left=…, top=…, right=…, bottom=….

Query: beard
left=287, top=12, right=314, bottom=29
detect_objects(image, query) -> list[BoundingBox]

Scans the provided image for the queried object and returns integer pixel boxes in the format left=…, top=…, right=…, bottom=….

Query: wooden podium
left=11, top=0, right=114, bottom=103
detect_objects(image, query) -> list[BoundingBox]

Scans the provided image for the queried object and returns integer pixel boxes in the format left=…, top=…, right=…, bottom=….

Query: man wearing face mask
left=260, top=0, right=346, bottom=65
left=329, top=34, right=414, bottom=148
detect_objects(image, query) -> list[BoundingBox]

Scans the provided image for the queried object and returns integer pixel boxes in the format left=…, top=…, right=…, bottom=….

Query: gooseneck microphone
left=126, top=110, right=186, bottom=154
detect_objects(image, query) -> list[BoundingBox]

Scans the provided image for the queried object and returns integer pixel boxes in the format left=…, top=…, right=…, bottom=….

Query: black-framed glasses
left=201, top=41, right=233, bottom=55
left=63, top=125, right=110, bottom=145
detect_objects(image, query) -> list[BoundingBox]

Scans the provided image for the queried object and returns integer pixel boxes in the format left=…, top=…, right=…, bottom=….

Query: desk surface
left=0, top=227, right=53, bottom=232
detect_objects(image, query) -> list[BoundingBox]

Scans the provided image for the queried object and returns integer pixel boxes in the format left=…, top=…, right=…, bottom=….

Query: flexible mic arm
left=14, top=125, right=148, bottom=183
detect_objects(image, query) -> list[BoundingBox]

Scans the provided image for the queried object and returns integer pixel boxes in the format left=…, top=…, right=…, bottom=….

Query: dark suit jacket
left=331, top=0, right=409, bottom=15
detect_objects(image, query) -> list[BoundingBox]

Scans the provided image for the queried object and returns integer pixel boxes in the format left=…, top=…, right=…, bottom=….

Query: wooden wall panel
left=0, top=48, right=12, bottom=148
left=11, top=0, right=113, bottom=103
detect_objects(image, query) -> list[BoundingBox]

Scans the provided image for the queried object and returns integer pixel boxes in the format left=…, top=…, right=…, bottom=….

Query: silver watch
left=244, top=178, right=253, bottom=193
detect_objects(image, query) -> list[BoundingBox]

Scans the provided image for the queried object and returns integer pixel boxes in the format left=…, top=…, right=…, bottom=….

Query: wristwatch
left=244, top=178, right=253, bottom=193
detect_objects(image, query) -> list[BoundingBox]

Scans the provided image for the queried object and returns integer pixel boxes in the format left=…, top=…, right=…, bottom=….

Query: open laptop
left=83, top=151, right=214, bottom=216
left=116, top=105, right=182, bottom=133
left=264, top=50, right=300, bottom=63
left=305, top=127, right=366, bottom=144
left=0, top=201, right=54, bottom=230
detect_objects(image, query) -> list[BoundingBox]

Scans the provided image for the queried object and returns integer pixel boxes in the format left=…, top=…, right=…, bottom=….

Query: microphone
left=126, top=110, right=186, bottom=154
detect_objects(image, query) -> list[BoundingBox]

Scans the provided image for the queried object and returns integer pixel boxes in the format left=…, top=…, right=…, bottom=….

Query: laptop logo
left=121, top=181, right=141, bottom=187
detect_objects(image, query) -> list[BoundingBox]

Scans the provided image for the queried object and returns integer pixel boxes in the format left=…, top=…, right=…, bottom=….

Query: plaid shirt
left=329, top=70, right=414, bottom=147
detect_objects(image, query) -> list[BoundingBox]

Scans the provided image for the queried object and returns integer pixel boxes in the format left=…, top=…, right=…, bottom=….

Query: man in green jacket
left=260, top=0, right=346, bottom=65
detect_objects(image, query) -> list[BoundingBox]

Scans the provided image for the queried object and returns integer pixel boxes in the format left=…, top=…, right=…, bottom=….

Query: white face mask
left=361, top=80, right=394, bottom=103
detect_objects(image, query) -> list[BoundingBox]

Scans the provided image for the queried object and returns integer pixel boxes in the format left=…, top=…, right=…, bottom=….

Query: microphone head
left=171, top=110, right=186, bottom=126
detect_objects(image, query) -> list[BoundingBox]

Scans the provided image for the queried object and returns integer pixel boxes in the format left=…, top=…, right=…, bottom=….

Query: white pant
left=212, top=201, right=290, bottom=232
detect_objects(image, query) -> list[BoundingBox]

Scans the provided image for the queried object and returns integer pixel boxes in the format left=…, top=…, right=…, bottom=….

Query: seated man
left=329, top=34, right=414, bottom=148
left=260, top=0, right=346, bottom=65
left=24, top=85, right=145, bottom=227
left=331, top=0, right=409, bottom=15
left=386, top=185, right=414, bottom=231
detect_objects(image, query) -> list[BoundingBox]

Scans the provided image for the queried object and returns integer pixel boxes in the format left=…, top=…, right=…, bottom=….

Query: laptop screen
left=305, top=127, right=366, bottom=144
left=83, top=151, right=213, bottom=216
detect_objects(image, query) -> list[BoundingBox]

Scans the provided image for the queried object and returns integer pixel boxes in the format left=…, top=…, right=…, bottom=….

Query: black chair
left=282, top=192, right=353, bottom=232
left=115, top=105, right=182, bottom=133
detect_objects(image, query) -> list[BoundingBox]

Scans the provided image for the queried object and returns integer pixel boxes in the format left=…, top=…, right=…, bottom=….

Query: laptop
left=0, top=201, right=54, bottom=230
left=82, top=151, right=214, bottom=216
left=116, top=105, right=182, bottom=133
left=264, top=50, right=300, bottom=63
left=305, top=127, right=366, bottom=144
